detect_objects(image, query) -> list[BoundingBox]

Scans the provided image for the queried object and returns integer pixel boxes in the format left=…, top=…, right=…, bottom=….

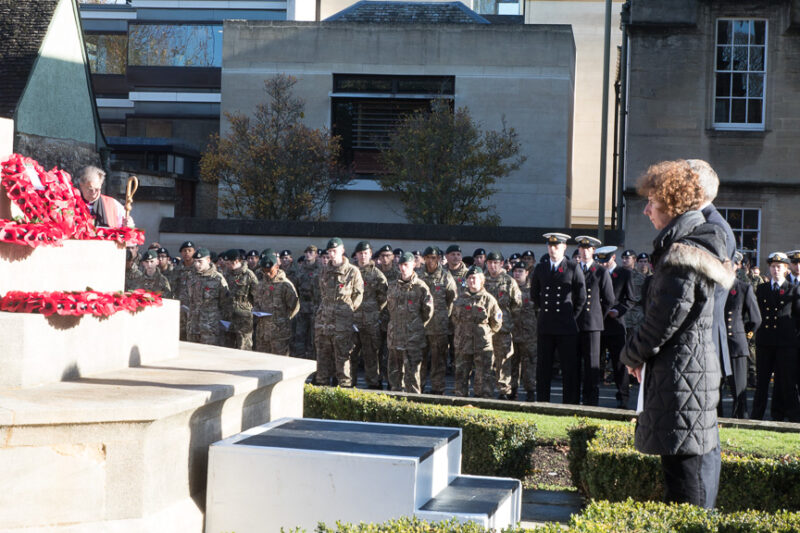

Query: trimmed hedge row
left=309, top=499, right=800, bottom=532
left=568, top=421, right=800, bottom=512
left=303, top=385, right=536, bottom=478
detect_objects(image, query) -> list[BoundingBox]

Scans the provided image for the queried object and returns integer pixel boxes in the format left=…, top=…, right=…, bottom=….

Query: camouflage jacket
left=447, top=262, right=470, bottom=294
left=379, top=264, right=401, bottom=284
left=135, top=269, right=171, bottom=298
left=186, top=265, right=230, bottom=335
left=386, top=272, right=433, bottom=350
left=418, top=265, right=457, bottom=335
left=175, top=262, right=195, bottom=306
left=254, top=269, right=300, bottom=325
left=224, top=264, right=259, bottom=319
left=451, top=288, right=502, bottom=351
left=125, top=267, right=144, bottom=292
left=316, top=257, right=364, bottom=332
left=484, top=271, right=522, bottom=334
left=295, top=260, right=321, bottom=313
left=513, top=279, right=538, bottom=344
left=356, top=262, right=388, bottom=323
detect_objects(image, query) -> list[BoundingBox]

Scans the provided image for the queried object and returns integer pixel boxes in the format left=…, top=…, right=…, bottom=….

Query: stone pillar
left=0, top=118, right=13, bottom=219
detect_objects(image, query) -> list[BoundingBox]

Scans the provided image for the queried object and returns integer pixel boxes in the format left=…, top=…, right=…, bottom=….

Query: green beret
left=260, top=250, right=279, bottom=269
left=377, top=244, right=393, bottom=254
left=398, top=252, right=415, bottom=264
left=142, top=250, right=158, bottom=261
left=193, top=247, right=211, bottom=259
left=423, top=246, right=440, bottom=257
left=486, top=251, right=503, bottom=261
left=326, top=237, right=344, bottom=250
left=466, top=265, right=483, bottom=277
left=445, top=244, right=461, bottom=254
left=354, top=241, right=371, bottom=253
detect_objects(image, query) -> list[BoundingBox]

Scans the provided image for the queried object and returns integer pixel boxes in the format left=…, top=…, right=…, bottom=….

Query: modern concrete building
left=221, top=4, right=576, bottom=227
left=620, top=0, right=800, bottom=266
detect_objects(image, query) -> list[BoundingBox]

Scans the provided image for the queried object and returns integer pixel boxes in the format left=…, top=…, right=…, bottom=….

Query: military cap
left=319, top=248, right=329, bottom=256
left=511, top=261, right=526, bottom=271
left=521, top=250, right=535, bottom=259
left=637, top=252, right=650, bottom=261
left=193, top=247, right=211, bottom=259
left=279, top=249, right=292, bottom=258
left=246, top=249, right=259, bottom=258
left=768, top=252, right=790, bottom=265
left=326, top=237, right=344, bottom=250
left=509, top=253, right=521, bottom=262
left=377, top=244, right=393, bottom=254
left=238, top=248, right=247, bottom=257
left=393, top=248, right=404, bottom=256
left=463, top=256, right=475, bottom=267
left=543, top=233, right=570, bottom=245
left=445, top=244, right=462, bottom=254
left=260, top=250, right=279, bottom=269
left=398, top=252, right=415, bottom=264
left=473, top=248, right=486, bottom=257
left=141, top=250, right=158, bottom=262
left=411, top=250, right=422, bottom=257
left=595, top=246, right=618, bottom=263
left=171, top=257, right=179, bottom=265
left=305, top=244, right=318, bottom=253
left=486, top=251, right=503, bottom=261
left=733, top=251, right=744, bottom=263
left=571, top=249, right=580, bottom=259
left=423, top=246, right=440, bottom=257
left=466, top=265, right=483, bottom=277
left=787, top=250, right=800, bottom=263
left=575, top=235, right=602, bottom=248
left=210, top=251, right=218, bottom=262
left=221, top=249, right=241, bottom=261
left=157, top=247, right=169, bottom=256
left=354, top=241, right=371, bottom=253
left=179, top=240, right=196, bottom=251
left=621, top=249, right=636, bottom=258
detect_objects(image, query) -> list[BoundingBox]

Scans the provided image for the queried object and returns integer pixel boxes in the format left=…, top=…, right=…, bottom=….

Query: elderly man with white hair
left=77, top=165, right=134, bottom=228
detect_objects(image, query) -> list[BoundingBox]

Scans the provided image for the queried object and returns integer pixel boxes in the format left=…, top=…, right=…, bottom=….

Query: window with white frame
left=714, top=19, right=767, bottom=129
left=718, top=207, right=761, bottom=265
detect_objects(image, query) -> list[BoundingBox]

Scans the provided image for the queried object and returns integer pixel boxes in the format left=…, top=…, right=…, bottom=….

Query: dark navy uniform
left=530, top=257, right=586, bottom=403
left=724, top=279, right=761, bottom=418
left=576, top=262, right=615, bottom=406
left=752, top=280, right=800, bottom=421
left=601, top=265, right=634, bottom=408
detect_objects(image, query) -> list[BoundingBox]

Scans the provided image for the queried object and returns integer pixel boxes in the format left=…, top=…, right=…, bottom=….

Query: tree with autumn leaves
left=200, top=74, right=350, bottom=220
left=379, top=101, right=525, bottom=226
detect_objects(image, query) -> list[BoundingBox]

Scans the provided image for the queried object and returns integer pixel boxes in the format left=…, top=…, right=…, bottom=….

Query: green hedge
left=303, top=385, right=536, bottom=478
left=306, top=500, right=800, bottom=532
left=568, top=421, right=800, bottom=512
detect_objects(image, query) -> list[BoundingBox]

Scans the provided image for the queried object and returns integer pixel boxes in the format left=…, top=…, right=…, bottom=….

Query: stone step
left=520, top=489, right=583, bottom=526
left=416, top=475, right=522, bottom=530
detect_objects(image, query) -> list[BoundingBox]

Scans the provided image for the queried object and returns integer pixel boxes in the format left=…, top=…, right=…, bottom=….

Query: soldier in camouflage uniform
left=451, top=266, right=503, bottom=398
left=418, top=246, right=457, bottom=394
left=353, top=241, right=388, bottom=389
left=222, top=249, right=259, bottom=350
left=156, top=247, right=177, bottom=292
left=445, top=244, right=469, bottom=294
left=186, top=248, right=230, bottom=346
left=133, top=249, right=172, bottom=297
left=511, top=262, right=537, bottom=400
left=253, top=249, right=299, bottom=356
left=387, top=252, right=434, bottom=393
left=484, top=251, right=523, bottom=399
left=124, top=248, right=144, bottom=291
left=293, top=245, right=321, bottom=359
left=376, top=244, right=400, bottom=383
left=315, top=238, right=364, bottom=387
left=176, top=241, right=197, bottom=341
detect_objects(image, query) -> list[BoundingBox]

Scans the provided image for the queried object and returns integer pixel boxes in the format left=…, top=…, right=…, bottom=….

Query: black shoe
left=497, top=393, right=511, bottom=401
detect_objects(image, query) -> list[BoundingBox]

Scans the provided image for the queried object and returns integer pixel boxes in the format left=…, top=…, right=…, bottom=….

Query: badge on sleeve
left=495, top=311, right=503, bottom=322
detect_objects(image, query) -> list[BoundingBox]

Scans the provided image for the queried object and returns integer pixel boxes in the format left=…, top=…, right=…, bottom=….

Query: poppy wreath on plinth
left=0, top=289, right=162, bottom=318
left=0, top=153, right=144, bottom=247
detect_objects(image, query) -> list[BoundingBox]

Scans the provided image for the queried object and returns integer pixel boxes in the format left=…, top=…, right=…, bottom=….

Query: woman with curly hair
left=621, top=159, right=734, bottom=508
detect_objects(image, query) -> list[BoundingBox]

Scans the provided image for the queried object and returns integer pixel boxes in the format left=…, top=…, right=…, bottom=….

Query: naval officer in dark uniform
left=752, top=252, right=800, bottom=422
left=724, top=251, right=761, bottom=418
left=595, top=245, right=635, bottom=408
left=530, top=233, right=587, bottom=404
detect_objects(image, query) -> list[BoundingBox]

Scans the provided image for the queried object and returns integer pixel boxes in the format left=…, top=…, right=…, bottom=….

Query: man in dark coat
left=596, top=246, right=635, bottom=408
left=574, top=236, right=615, bottom=406
left=531, top=232, right=587, bottom=404
left=724, top=253, right=761, bottom=419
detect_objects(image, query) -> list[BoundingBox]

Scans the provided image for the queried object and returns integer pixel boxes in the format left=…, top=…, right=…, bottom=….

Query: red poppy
left=730, top=289, right=737, bottom=295
left=465, top=305, right=472, bottom=310
left=558, top=267, right=563, bottom=273
left=780, top=289, right=785, bottom=295
left=612, top=272, right=618, bottom=278
left=408, top=300, right=413, bottom=305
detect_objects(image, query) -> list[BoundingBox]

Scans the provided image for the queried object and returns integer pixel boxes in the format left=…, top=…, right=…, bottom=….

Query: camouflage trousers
left=254, top=318, right=292, bottom=356
left=293, top=311, right=316, bottom=359
left=454, top=346, right=494, bottom=398
left=514, top=340, right=537, bottom=396
left=492, top=331, right=515, bottom=395
left=315, top=327, right=356, bottom=387
left=226, top=315, right=254, bottom=351
left=355, top=319, right=382, bottom=387
left=424, top=334, right=449, bottom=394
left=180, top=308, right=187, bottom=341
left=187, top=331, right=222, bottom=346
left=388, top=347, right=424, bottom=393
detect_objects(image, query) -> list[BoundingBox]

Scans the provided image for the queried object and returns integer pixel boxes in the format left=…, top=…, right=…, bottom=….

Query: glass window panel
left=753, top=20, right=766, bottom=45
left=128, top=24, right=222, bottom=67
left=716, top=46, right=732, bottom=71
left=716, top=73, right=731, bottom=97
left=743, top=210, right=759, bottom=230
left=733, top=46, right=748, bottom=71
left=715, top=98, right=730, bottom=123
left=733, top=20, right=750, bottom=44
left=731, top=99, right=747, bottom=122
left=742, top=231, right=759, bottom=250
left=731, top=73, right=747, bottom=97
left=85, top=33, right=127, bottom=74
left=749, top=46, right=765, bottom=71
left=717, top=20, right=731, bottom=45
left=747, top=99, right=763, bottom=124
left=748, top=74, right=764, bottom=97
left=726, top=209, right=743, bottom=228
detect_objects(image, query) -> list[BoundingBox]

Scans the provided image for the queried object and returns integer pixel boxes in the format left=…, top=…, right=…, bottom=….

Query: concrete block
left=0, top=299, right=179, bottom=388
left=629, top=0, right=697, bottom=26
left=0, top=239, right=125, bottom=294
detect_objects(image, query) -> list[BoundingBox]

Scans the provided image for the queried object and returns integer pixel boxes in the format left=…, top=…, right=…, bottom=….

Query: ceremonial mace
left=125, top=175, right=138, bottom=225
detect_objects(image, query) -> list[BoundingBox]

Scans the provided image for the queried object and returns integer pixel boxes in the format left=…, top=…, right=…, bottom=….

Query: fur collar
left=661, top=242, right=735, bottom=289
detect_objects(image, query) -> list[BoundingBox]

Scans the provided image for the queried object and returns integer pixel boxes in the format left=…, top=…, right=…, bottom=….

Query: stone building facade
left=621, top=0, right=800, bottom=267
